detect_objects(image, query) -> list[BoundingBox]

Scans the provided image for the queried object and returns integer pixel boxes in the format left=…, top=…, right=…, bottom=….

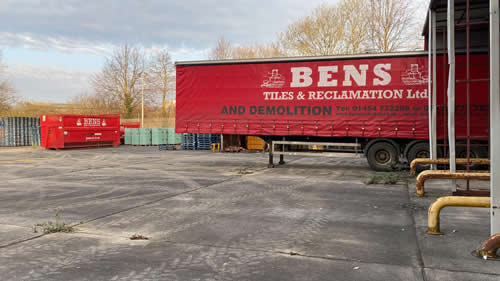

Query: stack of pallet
left=181, top=133, right=221, bottom=150
left=0, top=117, right=41, bottom=147
left=210, top=134, right=221, bottom=145
left=182, top=133, right=197, bottom=150
left=197, top=134, right=212, bottom=150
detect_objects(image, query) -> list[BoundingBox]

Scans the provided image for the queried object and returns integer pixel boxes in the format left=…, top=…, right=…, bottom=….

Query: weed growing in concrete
left=364, top=173, right=401, bottom=185
left=33, top=209, right=74, bottom=234
left=130, top=234, right=149, bottom=240
left=237, top=167, right=253, bottom=175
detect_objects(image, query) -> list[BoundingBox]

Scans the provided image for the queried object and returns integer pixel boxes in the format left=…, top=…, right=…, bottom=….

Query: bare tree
left=367, top=0, right=413, bottom=52
left=279, top=0, right=417, bottom=55
left=232, top=43, right=284, bottom=59
left=338, top=0, right=370, bottom=54
left=70, top=91, right=121, bottom=115
left=0, top=51, right=17, bottom=113
left=208, top=36, right=285, bottom=60
left=208, top=37, right=233, bottom=60
left=90, top=44, right=147, bottom=118
left=149, top=49, right=175, bottom=116
left=279, top=3, right=344, bottom=56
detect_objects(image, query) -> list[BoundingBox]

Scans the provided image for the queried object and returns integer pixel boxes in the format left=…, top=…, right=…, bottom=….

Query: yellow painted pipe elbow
left=410, top=158, right=490, bottom=177
left=415, top=171, right=490, bottom=197
left=426, top=196, right=490, bottom=235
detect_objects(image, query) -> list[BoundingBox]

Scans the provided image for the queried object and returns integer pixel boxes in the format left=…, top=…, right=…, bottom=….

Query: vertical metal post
left=279, top=136, right=285, bottom=165
left=490, top=0, right=500, bottom=234
left=220, top=134, right=223, bottom=152
left=447, top=0, right=457, bottom=188
left=428, top=9, right=433, bottom=160
left=428, top=9, right=438, bottom=169
left=442, top=28, right=448, bottom=159
left=466, top=0, right=471, bottom=191
left=141, top=78, right=145, bottom=129
left=268, top=140, right=275, bottom=168
left=432, top=11, right=437, bottom=164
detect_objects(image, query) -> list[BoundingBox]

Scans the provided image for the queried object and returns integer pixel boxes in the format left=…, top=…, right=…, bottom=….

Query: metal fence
left=0, top=117, right=41, bottom=147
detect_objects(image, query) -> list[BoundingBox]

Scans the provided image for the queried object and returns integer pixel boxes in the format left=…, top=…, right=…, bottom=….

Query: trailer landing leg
left=268, top=141, right=275, bottom=168
left=279, top=154, right=285, bottom=165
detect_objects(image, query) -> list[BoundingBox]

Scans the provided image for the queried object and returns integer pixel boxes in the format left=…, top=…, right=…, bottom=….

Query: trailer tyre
left=407, top=142, right=430, bottom=164
left=406, top=142, right=430, bottom=173
left=366, top=142, right=398, bottom=171
left=456, top=145, right=488, bottom=169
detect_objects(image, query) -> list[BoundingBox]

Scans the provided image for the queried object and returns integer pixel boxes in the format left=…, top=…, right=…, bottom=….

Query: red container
left=119, top=121, right=141, bottom=143
left=41, top=114, right=121, bottom=149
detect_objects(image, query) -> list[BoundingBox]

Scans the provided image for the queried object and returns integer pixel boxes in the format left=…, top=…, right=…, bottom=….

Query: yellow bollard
left=416, top=170, right=490, bottom=197
left=426, top=196, right=490, bottom=235
left=410, top=158, right=490, bottom=177
left=211, top=143, right=220, bottom=152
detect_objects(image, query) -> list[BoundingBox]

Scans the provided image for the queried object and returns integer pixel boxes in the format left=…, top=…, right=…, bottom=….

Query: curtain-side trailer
left=175, top=51, right=489, bottom=170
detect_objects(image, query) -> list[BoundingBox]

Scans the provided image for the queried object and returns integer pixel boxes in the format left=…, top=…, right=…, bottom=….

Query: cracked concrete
left=0, top=146, right=497, bottom=280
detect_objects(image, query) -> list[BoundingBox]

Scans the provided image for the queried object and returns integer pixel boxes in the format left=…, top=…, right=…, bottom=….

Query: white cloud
left=9, top=64, right=92, bottom=102
left=0, top=0, right=327, bottom=51
left=0, top=32, right=113, bottom=55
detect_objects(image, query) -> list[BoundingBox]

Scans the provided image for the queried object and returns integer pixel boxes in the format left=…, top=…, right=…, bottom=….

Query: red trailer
left=175, top=52, right=489, bottom=170
left=41, top=114, right=121, bottom=149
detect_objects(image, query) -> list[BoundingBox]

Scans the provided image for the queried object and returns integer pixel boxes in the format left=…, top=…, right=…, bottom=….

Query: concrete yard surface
left=0, top=146, right=498, bottom=281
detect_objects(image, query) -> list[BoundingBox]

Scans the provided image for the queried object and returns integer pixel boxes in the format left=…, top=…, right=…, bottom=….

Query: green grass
left=33, top=209, right=74, bottom=234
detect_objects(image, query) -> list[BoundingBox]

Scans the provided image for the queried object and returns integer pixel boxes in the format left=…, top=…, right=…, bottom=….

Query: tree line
left=209, top=0, right=420, bottom=59
left=74, top=45, right=175, bottom=119
left=0, top=0, right=423, bottom=118
left=0, top=51, right=17, bottom=113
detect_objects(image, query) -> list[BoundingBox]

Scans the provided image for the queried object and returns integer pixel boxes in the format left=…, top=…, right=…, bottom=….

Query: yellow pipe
left=427, top=196, right=490, bottom=235
left=416, top=171, right=490, bottom=197
left=410, top=158, right=490, bottom=176
left=480, top=233, right=500, bottom=259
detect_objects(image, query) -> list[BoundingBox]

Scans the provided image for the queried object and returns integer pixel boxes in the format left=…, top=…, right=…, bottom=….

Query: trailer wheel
left=406, top=142, right=430, bottom=164
left=406, top=142, right=430, bottom=173
left=366, top=142, right=398, bottom=171
left=456, top=145, right=487, bottom=159
left=456, top=145, right=488, bottom=169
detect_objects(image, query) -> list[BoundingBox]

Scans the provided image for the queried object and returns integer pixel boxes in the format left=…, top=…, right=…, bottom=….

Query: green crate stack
left=124, top=128, right=133, bottom=145
left=139, top=128, right=152, bottom=145
left=151, top=128, right=168, bottom=145
left=161, top=128, right=169, bottom=144
left=151, top=128, right=160, bottom=145
left=131, top=128, right=140, bottom=145
left=167, top=128, right=182, bottom=144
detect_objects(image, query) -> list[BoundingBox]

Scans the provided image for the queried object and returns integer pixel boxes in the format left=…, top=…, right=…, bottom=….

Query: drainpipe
left=427, top=196, right=490, bottom=235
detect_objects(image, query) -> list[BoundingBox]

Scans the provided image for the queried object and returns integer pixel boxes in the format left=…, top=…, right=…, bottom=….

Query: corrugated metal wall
left=0, top=117, right=41, bottom=147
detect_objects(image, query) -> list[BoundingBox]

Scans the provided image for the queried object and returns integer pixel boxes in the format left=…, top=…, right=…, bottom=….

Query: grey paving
left=0, top=146, right=498, bottom=280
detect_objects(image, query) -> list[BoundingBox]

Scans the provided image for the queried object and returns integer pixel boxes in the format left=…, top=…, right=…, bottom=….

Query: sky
left=0, top=0, right=428, bottom=103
